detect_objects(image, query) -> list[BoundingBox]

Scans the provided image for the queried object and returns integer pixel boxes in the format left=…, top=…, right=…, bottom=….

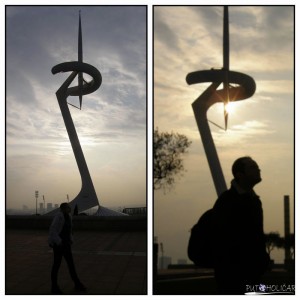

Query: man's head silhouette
left=232, top=156, right=261, bottom=190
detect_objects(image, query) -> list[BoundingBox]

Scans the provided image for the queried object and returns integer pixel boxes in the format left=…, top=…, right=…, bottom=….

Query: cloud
left=154, top=6, right=294, bottom=264
left=6, top=6, right=147, bottom=210
left=6, top=6, right=146, bottom=143
left=154, top=9, right=180, bottom=51
left=214, top=119, right=274, bottom=145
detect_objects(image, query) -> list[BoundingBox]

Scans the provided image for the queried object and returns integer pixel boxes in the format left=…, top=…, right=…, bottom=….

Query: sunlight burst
left=224, top=101, right=235, bottom=114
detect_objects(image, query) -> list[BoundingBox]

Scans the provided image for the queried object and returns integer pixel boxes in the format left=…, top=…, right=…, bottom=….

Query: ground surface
left=6, top=229, right=147, bottom=295
left=155, top=267, right=295, bottom=295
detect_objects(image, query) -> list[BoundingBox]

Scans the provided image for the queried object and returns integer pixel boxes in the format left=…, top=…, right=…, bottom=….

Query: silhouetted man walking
left=213, top=156, right=270, bottom=294
left=48, top=202, right=86, bottom=294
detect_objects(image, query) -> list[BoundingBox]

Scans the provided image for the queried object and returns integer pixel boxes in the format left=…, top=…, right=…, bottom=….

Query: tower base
left=93, top=206, right=128, bottom=216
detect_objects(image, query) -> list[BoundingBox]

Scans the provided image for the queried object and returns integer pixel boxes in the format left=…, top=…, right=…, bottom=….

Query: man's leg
left=62, top=244, right=86, bottom=291
left=51, top=245, right=63, bottom=294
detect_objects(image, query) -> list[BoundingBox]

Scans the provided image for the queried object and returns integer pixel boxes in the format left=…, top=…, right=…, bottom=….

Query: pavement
left=5, top=229, right=147, bottom=295
left=154, top=267, right=295, bottom=295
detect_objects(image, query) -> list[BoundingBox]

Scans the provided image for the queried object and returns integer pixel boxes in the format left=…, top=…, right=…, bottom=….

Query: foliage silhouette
left=154, top=128, right=192, bottom=190
left=265, top=232, right=295, bottom=259
left=265, top=232, right=283, bottom=256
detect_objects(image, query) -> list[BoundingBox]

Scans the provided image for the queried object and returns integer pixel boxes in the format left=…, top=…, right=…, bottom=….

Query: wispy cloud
left=6, top=6, right=146, bottom=209
left=154, top=6, right=294, bottom=264
left=213, top=120, right=275, bottom=147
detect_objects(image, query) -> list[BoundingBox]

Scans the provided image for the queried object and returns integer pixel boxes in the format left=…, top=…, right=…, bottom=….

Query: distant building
left=122, top=207, right=146, bottom=216
left=177, top=259, right=187, bottom=265
left=54, top=204, right=59, bottom=209
left=47, top=203, right=53, bottom=212
left=39, top=203, right=44, bottom=214
left=159, top=256, right=172, bottom=269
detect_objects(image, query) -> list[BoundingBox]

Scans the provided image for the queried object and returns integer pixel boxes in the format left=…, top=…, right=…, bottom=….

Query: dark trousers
left=51, top=243, right=80, bottom=287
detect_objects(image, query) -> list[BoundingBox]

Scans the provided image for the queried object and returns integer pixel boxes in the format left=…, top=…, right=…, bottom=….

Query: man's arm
left=48, top=213, right=64, bottom=246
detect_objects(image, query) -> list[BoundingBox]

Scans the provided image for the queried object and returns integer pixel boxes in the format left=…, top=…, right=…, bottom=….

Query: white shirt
left=48, top=211, right=73, bottom=246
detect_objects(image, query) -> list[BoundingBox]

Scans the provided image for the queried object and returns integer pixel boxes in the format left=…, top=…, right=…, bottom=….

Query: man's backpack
left=187, top=208, right=215, bottom=268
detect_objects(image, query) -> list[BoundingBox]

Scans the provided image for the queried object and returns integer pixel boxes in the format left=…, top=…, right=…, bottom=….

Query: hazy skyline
left=154, top=6, right=294, bottom=263
left=6, top=6, right=146, bottom=210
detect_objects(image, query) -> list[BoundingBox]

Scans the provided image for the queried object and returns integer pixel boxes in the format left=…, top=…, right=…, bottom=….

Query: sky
left=6, top=5, right=147, bottom=211
left=154, top=6, right=294, bottom=264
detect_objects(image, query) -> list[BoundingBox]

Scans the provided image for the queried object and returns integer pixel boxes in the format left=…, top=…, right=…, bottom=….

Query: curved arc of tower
left=52, top=61, right=101, bottom=96
left=47, top=13, right=103, bottom=214
left=186, top=6, right=256, bottom=197
left=187, top=70, right=256, bottom=196
left=51, top=64, right=102, bottom=213
left=46, top=13, right=128, bottom=217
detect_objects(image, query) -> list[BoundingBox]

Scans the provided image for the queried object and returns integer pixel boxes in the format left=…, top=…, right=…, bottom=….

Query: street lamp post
left=43, top=195, right=45, bottom=214
left=160, top=243, right=164, bottom=269
left=35, top=190, right=39, bottom=215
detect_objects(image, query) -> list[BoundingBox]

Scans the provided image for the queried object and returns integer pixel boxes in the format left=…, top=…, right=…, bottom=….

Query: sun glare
left=224, top=102, right=235, bottom=114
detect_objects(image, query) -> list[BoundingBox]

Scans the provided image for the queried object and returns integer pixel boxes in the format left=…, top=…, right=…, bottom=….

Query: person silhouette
left=212, top=156, right=270, bottom=294
left=48, top=202, right=86, bottom=294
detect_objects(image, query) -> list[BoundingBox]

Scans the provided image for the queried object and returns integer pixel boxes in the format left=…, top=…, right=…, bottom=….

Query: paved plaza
left=154, top=267, right=295, bottom=295
left=6, top=229, right=147, bottom=295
